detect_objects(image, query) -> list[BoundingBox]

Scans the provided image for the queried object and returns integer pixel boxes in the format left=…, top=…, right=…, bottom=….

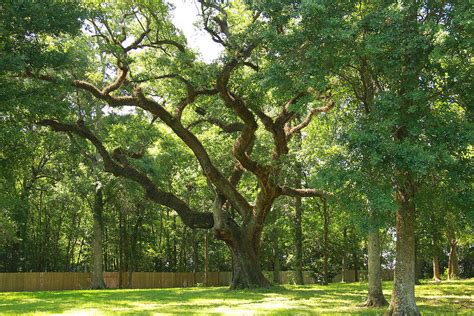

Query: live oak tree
left=27, top=1, right=332, bottom=288
left=2, top=0, right=472, bottom=303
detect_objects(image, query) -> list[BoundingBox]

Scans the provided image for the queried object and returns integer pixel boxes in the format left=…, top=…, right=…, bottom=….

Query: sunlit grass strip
left=0, top=279, right=472, bottom=315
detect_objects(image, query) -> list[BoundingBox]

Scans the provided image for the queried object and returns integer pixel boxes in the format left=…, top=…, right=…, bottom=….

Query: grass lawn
left=0, top=279, right=472, bottom=315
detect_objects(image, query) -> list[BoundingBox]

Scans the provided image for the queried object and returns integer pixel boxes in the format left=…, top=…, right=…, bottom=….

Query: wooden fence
left=0, top=270, right=393, bottom=292
left=0, top=272, right=230, bottom=292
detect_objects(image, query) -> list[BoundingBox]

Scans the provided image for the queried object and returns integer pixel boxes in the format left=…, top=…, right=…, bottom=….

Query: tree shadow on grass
left=0, top=287, right=268, bottom=314
left=0, top=286, right=370, bottom=315
left=0, top=280, right=472, bottom=315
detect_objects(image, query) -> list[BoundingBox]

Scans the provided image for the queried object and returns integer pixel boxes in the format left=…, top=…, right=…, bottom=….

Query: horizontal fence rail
left=0, top=270, right=393, bottom=292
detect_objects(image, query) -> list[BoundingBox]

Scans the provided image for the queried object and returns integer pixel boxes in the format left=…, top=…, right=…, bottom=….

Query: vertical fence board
left=24, top=272, right=39, bottom=291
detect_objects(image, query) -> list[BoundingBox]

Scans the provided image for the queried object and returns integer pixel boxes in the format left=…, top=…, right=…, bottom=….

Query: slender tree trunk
left=128, top=209, right=142, bottom=288
left=178, top=225, right=186, bottom=271
left=387, top=191, right=420, bottom=315
left=322, top=198, right=329, bottom=285
left=104, top=227, right=109, bottom=271
left=432, top=256, right=441, bottom=282
left=65, top=237, right=72, bottom=271
left=204, top=230, right=209, bottom=286
left=272, top=228, right=281, bottom=284
left=341, top=228, right=347, bottom=283
left=294, top=194, right=304, bottom=285
left=172, top=216, right=177, bottom=271
left=431, top=229, right=441, bottom=282
left=354, top=249, right=359, bottom=282
left=294, top=131, right=304, bottom=285
left=118, top=207, right=124, bottom=289
left=364, top=229, right=388, bottom=307
left=448, top=232, right=459, bottom=280
left=123, top=212, right=129, bottom=288
left=192, top=229, right=199, bottom=272
left=75, top=237, right=85, bottom=271
left=91, top=182, right=106, bottom=289
left=192, top=229, right=198, bottom=285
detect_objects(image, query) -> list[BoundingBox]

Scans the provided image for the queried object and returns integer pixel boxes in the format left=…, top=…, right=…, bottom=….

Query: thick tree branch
left=24, top=70, right=250, bottom=219
left=23, top=71, right=135, bottom=107
left=216, top=44, right=269, bottom=181
left=39, top=119, right=213, bottom=229
left=279, top=186, right=330, bottom=198
left=134, top=87, right=252, bottom=218
left=187, top=117, right=244, bottom=133
left=102, top=66, right=128, bottom=95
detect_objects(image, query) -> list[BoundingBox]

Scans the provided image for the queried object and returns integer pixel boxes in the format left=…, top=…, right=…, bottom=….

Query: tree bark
left=387, top=194, right=420, bottom=315
left=431, top=229, right=441, bottom=282
left=172, top=216, right=177, bottom=271
left=353, top=248, right=359, bottom=282
left=192, top=229, right=199, bottom=273
left=294, top=194, right=304, bottom=285
left=118, top=206, right=124, bottom=289
left=341, top=227, right=347, bottom=283
left=227, top=238, right=270, bottom=289
left=91, top=182, right=106, bottom=289
left=432, top=256, right=441, bottom=282
left=364, top=229, right=388, bottom=307
left=128, top=207, right=143, bottom=288
left=272, top=228, right=281, bottom=284
left=294, top=131, right=304, bottom=285
left=322, top=198, right=329, bottom=285
left=204, top=230, right=209, bottom=286
left=414, top=238, right=422, bottom=285
left=448, top=232, right=459, bottom=280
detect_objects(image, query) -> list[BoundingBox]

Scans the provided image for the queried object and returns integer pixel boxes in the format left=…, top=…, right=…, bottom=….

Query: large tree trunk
left=228, top=239, right=270, bottom=289
left=91, top=182, right=106, bottom=289
left=364, top=229, right=388, bottom=307
left=448, top=232, right=459, bottom=280
left=387, top=194, right=420, bottom=315
left=212, top=191, right=271, bottom=289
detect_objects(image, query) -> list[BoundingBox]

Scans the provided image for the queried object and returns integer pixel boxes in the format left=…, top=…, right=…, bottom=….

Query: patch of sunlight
left=210, top=306, right=257, bottom=315
left=53, top=308, right=103, bottom=315
left=188, top=298, right=248, bottom=305
left=421, top=295, right=472, bottom=299
left=241, top=300, right=298, bottom=311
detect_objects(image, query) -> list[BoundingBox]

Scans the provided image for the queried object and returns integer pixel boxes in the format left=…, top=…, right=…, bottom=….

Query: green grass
left=0, top=279, right=472, bottom=315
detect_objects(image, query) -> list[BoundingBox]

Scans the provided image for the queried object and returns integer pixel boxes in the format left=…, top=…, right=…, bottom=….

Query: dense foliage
left=0, top=0, right=472, bottom=313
